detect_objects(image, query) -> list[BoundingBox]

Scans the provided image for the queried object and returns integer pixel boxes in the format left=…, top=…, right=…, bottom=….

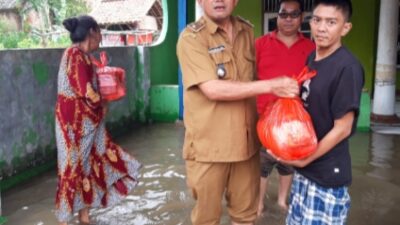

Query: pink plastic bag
left=92, top=51, right=126, bottom=101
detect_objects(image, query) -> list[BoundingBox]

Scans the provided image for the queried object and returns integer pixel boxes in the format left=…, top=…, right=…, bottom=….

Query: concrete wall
left=0, top=47, right=150, bottom=179
left=343, top=0, right=379, bottom=92
left=150, top=0, right=179, bottom=85
left=234, top=1, right=263, bottom=38
left=150, top=85, right=179, bottom=122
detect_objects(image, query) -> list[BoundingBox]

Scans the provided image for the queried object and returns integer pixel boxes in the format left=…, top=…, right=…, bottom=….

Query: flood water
left=2, top=123, right=400, bottom=225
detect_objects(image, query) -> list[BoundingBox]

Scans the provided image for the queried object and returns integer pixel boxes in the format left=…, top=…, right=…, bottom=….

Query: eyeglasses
left=278, top=11, right=302, bottom=19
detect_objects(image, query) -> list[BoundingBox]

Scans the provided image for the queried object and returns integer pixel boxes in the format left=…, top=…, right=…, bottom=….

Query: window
left=263, top=0, right=314, bottom=37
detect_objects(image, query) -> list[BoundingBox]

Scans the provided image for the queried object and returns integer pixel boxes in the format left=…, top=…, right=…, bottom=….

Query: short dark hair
left=63, top=15, right=100, bottom=43
left=313, top=0, right=353, bottom=21
left=279, top=0, right=304, bottom=12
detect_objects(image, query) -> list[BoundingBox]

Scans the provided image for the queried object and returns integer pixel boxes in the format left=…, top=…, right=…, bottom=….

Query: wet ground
left=2, top=123, right=400, bottom=225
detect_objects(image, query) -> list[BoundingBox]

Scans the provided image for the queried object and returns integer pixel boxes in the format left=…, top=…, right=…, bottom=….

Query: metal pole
left=178, top=0, right=187, bottom=120
left=372, top=0, right=399, bottom=121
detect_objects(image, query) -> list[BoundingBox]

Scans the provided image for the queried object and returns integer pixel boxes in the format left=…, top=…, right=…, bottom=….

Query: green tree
left=63, top=0, right=89, bottom=19
left=18, top=0, right=89, bottom=28
left=18, top=0, right=52, bottom=30
left=13, top=0, right=88, bottom=48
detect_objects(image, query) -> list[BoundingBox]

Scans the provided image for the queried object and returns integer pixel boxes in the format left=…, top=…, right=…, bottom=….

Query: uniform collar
left=203, top=16, right=244, bottom=34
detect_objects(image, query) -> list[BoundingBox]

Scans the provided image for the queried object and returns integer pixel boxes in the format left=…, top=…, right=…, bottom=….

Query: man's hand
left=266, top=149, right=313, bottom=168
left=279, top=158, right=312, bottom=168
left=267, top=111, right=356, bottom=168
left=267, top=76, right=299, bottom=98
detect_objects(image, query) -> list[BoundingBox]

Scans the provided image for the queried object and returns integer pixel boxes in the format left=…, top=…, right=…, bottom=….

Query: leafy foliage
left=63, top=0, right=89, bottom=20
left=0, top=31, right=71, bottom=49
left=0, top=32, right=26, bottom=49
left=0, top=0, right=88, bottom=49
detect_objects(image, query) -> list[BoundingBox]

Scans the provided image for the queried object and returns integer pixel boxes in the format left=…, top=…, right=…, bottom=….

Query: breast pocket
left=240, top=52, right=255, bottom=81
left=209, top=51, right=235, bottom=80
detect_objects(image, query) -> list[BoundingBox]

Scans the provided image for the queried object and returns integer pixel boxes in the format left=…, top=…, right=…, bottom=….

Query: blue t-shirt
left=298, top=46, right=365, bottom=188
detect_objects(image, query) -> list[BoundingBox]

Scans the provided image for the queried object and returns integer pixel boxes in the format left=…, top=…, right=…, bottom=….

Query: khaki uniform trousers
left=185, top=153, right=260, bottom=225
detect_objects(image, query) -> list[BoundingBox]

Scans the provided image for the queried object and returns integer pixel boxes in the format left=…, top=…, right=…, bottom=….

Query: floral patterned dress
left=54, top=47, right=141, bottom=222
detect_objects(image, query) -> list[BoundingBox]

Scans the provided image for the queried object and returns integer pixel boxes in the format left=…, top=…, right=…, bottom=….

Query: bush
left=0, top=32, right=26, bottom=49
left=0, top=31, right=71, bottom=49
left=18, top=37, right=41, bottom=49
left=46, top=34, right=71, bottom=48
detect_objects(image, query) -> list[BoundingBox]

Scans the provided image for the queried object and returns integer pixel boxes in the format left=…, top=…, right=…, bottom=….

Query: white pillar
left=372, top=0, right=399, bottom=118
left=195, top=1, right=204, bottom=20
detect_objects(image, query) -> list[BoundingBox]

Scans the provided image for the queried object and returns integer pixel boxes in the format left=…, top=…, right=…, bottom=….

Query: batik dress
left=54, top=46, right=141, bottom=222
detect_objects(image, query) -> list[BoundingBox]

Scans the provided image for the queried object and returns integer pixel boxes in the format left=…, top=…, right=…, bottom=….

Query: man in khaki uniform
left=176, top=0, right=299, bottom=224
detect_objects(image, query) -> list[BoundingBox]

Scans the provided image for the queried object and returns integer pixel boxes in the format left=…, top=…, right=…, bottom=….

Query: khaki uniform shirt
left=177, top=16, right=260, bottom=162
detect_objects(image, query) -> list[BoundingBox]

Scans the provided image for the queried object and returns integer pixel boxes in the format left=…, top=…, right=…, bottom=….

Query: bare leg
left=79, top=207, right=90, bottom=224
left=277, top=174, right=293, bottom=211
left=257, top=176, right=268, bottom=217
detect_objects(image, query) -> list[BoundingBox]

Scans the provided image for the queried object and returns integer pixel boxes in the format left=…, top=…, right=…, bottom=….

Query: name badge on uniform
left=208, top=45, right=226, bottom=79
left=208, top=45, right=225, bottom=54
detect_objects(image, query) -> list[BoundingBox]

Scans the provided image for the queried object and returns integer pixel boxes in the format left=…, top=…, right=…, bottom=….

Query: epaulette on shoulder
left=187, top=20, right=205, bottom=33
left=237, top=16, right=254, bottom=28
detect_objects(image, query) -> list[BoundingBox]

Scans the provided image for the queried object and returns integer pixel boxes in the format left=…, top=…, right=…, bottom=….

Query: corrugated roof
left=90, top=0, right=157, bottom=26
left=0, top=0, right=18, bottom=10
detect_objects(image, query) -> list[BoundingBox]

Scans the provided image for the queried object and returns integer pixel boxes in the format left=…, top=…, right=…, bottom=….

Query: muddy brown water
left=3, top=124, right=400, bottom=225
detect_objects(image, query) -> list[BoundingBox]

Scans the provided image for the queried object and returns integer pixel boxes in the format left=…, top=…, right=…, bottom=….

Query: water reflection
left=368, top=132, right=399, bottom=184
left=347, top=131, right=400, bottom=225
left=88, top=125, right=193, bottom=225
left=370, top=133, right=394, bottom=168
left=3, top=124, right=400, bottom=225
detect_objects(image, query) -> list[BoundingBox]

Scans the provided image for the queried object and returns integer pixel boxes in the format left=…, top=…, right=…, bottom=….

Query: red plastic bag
left=92, top=51, right=126, bottom=101
left=257, top=66, right=318, bottom=161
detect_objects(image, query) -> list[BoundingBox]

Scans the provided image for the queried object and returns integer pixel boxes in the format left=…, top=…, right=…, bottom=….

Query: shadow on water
left=3, top=124, right=400, bottom=225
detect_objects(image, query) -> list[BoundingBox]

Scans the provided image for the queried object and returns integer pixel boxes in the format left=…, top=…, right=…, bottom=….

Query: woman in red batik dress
left=55, top=15, right=141, bottom=225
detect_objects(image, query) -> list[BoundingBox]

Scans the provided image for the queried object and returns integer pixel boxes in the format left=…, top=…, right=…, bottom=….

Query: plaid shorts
left=286, top=172, right=351, bottom=225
